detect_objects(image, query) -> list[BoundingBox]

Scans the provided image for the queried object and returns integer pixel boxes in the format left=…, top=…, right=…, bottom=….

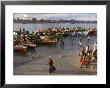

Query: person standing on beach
left=82, top=47, right=85, bottom=56
left=79, top=46, right=85, bottom=56
left=87, top=36, right=90, bottom=46
left=79, top=41, right=82, bottom=49
left=80, top=55, right=86, bottom=68
left=86, top=52, right=92, bottom=68
left=79, top=37, right=83, bottom=48
left=86, top=46, right=90, bottom=54
left=93, top=41, right=97, bottom=51
left=48, top=56, right=56, bottom=73
left=92, top=49, right=97, bottom=63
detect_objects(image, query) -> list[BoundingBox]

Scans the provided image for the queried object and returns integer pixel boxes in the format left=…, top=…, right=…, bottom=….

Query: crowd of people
left=79, top=37, right=97, bottom=68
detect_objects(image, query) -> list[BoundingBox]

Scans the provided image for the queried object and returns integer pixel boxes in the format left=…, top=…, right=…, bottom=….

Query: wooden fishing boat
left=14, top=45, right=27, bottom=52
left=88, top=29, right=97, bottom=35
left=37, top=39, right=56, bottom=45
left=23, top=44, right=36, bottom=48
left=71, top=30, right=88, bottom=37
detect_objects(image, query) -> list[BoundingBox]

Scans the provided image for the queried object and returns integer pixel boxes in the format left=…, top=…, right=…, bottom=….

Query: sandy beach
left=14, top=54, right=97, bottom=75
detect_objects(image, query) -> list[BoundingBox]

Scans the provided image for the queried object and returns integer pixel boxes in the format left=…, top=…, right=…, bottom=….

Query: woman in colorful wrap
left=80, top=55, right=86, bottom=68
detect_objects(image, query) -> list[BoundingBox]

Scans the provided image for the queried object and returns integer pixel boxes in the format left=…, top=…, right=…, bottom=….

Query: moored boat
left=23, top=44, right=36, bottom=48
left=14, top=45, right=27, bottom=52
left=37, top=39, right=57, bottom=45
left=88, top=28, right=97, bottom=35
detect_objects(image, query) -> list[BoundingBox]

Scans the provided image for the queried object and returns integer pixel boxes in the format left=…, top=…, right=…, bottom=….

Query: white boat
left=75, top=30, right=88, bottom=37
left=82, top=31, right=89, bottom=36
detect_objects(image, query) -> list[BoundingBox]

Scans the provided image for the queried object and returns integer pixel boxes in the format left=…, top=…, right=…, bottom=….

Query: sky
left=14, top=13, right=97, bottom=21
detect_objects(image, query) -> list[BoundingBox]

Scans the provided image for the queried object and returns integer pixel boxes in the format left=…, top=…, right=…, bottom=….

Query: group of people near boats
left=79, top=37, right=97, bottom=68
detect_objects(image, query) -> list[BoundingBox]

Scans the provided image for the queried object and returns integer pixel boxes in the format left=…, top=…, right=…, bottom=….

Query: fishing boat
left=73, top=29, right=89, bottom=37
left=23, top=43, right=36, bottom=49
left=14, top=45, right=27, bottom=52
left=82, top=30, right=89, bottom=36
left=63, top=31, right=75, bottom=37
left=37, top=39, right=56, bottom=45
left=88, top=29, right=97, bottom=35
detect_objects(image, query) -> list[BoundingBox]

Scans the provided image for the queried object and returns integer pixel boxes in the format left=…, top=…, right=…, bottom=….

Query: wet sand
left=14, top=50, right=97, bottom=75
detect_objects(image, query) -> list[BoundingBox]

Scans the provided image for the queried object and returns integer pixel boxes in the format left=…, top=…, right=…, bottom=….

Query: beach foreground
left=14, top=49, right=97, bottom=75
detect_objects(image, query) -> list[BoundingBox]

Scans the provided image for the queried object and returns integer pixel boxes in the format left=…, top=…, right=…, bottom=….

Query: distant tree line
left=14, top=18, right=97, bottom=24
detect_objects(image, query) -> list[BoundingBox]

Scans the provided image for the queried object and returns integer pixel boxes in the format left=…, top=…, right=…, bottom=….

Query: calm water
left=14, top=23, right=97, bottom=67
left=14, top=23, right=97, bottom=33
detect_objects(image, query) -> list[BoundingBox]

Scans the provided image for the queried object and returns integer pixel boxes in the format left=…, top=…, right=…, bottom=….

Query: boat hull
left=37, top=40, right=57, bottom=45
left=23, top=44, right=36, bottom=49
left=14, top=45, right=27, bottom=52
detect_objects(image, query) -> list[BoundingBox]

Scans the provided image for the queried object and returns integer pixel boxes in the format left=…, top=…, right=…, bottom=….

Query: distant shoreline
left=13, top=19, right=97, bottom=24
left=14, top=22, right=97, bottom=24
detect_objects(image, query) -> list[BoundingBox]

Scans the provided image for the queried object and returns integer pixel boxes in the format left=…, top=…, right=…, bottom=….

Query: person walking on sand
left=85, top=52, right=92, bottom=68
left=80, top=55, right=86, bottom=68
left=86, top=46, right=90, bottom=54
left=48, top=56, right=56, bottom=73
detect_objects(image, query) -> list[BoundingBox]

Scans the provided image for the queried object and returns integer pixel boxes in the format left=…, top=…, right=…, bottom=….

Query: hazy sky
left=14, top=13, right=97, bottom=21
